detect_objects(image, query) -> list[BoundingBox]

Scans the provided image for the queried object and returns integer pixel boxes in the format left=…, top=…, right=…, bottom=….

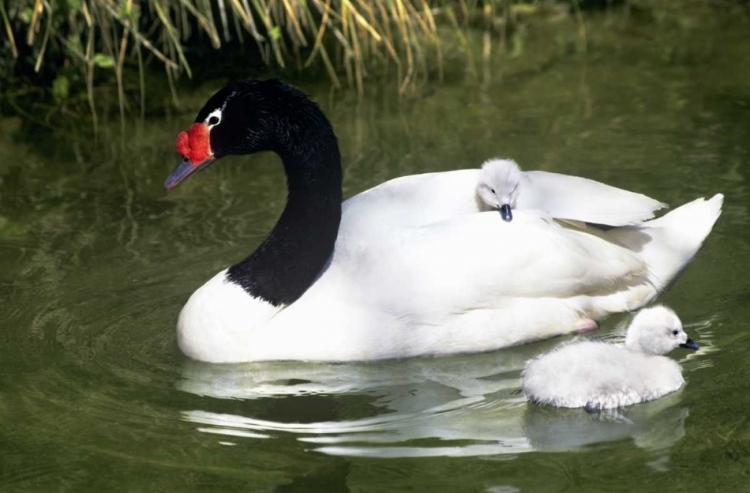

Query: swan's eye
left=206, top=108, right=223, bottom=127
left=491, top=188, right=496, bottom=194
left=672, top=330, right=679, bottom=336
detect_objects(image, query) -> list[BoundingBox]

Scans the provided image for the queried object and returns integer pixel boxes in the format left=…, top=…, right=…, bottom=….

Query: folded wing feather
left=520, top=171, right=668, bottom=226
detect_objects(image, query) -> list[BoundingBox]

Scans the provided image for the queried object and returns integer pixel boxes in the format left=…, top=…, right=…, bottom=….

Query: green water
left=2, top=12, right=750, bottom=493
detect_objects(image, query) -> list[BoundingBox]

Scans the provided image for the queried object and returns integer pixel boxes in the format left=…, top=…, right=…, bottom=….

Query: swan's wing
left=367, top=211, right=648, bottom=306
left=342, top=169, right=480, bottom=230
left=519, top=171, right=667, bottom=226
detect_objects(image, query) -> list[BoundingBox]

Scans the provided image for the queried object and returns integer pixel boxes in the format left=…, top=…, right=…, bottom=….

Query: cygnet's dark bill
left=680, top=338, right=699, bottom=350
left=500, top=204, right=513, bottom=222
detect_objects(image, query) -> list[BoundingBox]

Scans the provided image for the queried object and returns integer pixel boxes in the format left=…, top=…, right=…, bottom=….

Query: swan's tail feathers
left=610, top=193, right=724, bottom=293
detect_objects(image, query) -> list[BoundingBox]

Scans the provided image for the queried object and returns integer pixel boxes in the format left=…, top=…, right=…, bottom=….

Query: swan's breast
left=176, top=269, right=282, bottom=362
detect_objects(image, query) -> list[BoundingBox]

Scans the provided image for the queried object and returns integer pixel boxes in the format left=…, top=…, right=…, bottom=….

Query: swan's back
left=522, top=341, right=684, bottom=410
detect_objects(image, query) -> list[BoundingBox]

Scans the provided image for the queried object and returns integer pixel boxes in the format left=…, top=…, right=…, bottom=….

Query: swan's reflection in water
left=177, top=324, right=708, bottom=458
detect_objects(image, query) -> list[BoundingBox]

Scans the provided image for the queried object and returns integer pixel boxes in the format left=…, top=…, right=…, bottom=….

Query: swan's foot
left=574, top=318, right=599, bottom=334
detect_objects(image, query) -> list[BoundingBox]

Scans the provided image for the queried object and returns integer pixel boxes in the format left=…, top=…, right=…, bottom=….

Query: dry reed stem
left=0, top=2, right=18, bottom=58
left=177, top=0, right=221, bottom=47
left=33, top=0, right=52, bottom=72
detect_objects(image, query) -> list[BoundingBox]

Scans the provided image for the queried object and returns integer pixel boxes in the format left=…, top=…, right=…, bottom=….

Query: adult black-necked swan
left=476, top=158, right=667, bottom=224
left=522, top=305, right=697, bottom=410
left=165, top=79, right=723, bottom=363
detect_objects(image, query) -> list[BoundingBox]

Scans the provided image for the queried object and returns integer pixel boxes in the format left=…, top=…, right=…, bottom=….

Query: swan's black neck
left=226, top=125, right=342, bottom=306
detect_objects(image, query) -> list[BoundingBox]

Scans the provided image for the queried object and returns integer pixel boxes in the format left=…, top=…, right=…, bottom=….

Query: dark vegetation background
left=2, top=0, right=747, bottom=128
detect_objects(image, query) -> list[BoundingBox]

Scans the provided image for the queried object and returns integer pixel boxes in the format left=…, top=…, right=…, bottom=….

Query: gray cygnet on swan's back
left=521, top=306, right=699, bottom=411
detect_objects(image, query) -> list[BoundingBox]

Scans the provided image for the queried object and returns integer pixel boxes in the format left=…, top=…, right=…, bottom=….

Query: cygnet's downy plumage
left=476, top=158, right=668, bottom=226
left=477, top=159, right=523, bottom=221
left=521, top=306, right=699, bottom=411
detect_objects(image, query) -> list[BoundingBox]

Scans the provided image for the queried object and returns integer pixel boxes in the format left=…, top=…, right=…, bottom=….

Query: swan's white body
left=522, top=306, right=690, bottom=409
left=177, top=169, right=723, bottom=363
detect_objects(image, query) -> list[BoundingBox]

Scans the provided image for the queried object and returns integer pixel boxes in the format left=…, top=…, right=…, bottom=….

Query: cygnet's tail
left=609, top=194, right=724, bottom=294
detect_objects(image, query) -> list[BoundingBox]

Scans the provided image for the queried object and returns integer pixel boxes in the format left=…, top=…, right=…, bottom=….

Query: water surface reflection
left=178, top=321, right=714, bottom=458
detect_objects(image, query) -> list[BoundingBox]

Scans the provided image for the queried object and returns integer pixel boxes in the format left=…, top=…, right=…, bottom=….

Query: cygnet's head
left=477, top=158, right=522, bottom=221
left=625, top=305, right=698, bottom=355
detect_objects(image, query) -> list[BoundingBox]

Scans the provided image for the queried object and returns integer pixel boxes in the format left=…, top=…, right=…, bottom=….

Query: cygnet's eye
left=672, top=330, right=679, bottom=336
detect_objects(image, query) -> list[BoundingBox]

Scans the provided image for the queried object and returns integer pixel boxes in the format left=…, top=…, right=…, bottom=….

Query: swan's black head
left=166, top=79, right=334, bottom=190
